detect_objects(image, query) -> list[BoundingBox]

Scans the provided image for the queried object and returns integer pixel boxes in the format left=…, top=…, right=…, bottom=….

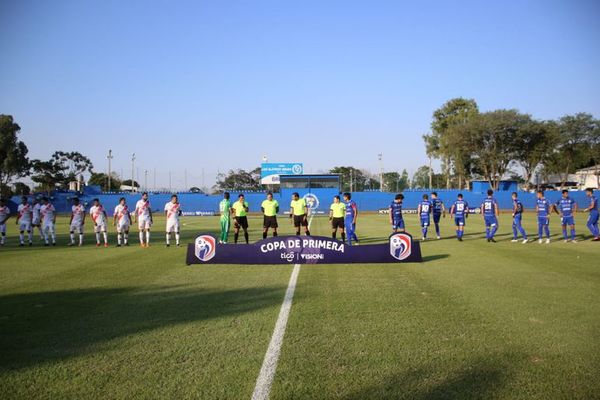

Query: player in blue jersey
left=555, top=189, right=578, bottom=242
left=417, top=194, right=432, bottom=241
left=583, top=188, right=599, bottom=241
left=430, top=192, right=445, bottom=239
left=343, top=193, right=359, bottom=245
left=511, top=192, right=528, bottom=243
left=481, top=189, right=499, bottom=242
left=449, top=193, right=469, bottom=241
left=535, top=190, right=551, bottom=244
left=389, top=194, right=405, bottom=233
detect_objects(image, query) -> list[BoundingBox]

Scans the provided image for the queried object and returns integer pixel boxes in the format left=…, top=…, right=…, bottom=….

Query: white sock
left=51, top=233, right=56, bottom=243
left=139, top=231, right=144, bottom=244
left=118, top=233, right=122, bottom=245
left=103, top=232, right=108, bottom=244
left=70, top=233, right=75, bottom=243
left=166, top=233, right=170, bottom=245
left=96, top=232, right=101, bottom=243
left=79, top=234, right=83, bottom=245
left=20, top=233, right=24, bottom=243
left=175, top=233, right=180, bottom=245
left=145, top=230, right=150, bottom=244
left=28, top=232, right=32, bottom=243
left=124, top=233, right=128, bottom=244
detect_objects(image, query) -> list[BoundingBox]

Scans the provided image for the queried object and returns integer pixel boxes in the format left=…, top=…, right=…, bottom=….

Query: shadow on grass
left=0, top=285, right=284, bottom=371
left=343, top=358, right=508, bottom=400
left=422, top=254, right=450, bottom=262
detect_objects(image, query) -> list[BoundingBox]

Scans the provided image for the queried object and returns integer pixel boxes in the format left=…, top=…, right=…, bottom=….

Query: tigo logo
left=389, top=233, right=411, bottom=260
left=195, top=235, right=216, bottom=262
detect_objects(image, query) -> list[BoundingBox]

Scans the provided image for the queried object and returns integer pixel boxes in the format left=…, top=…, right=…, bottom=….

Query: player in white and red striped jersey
left=16, top=196, right=33, bottom=246
left=40, top=197, right=56, bottom=246
left=134, top=192, right=153, bottom=247
left=113, top=197, right=132, bottom=247
left=89, top=198, right=108, bottom=247
left=32, top=198, right=44, bottom=241
left=0, top=198, right=11, bottom=246
left=69, top=197, right=86, bottom=246
left=164, top=194, right=182, bottom=247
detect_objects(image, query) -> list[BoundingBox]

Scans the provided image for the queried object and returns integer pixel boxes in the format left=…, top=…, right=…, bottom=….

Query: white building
left=575, top=165, right=600, bottom=189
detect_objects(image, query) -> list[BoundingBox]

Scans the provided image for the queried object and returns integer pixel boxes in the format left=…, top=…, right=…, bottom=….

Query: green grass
left=1, top=213, right=599, bottom=399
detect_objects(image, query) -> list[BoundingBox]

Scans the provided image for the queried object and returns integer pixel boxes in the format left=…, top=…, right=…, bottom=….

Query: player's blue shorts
left=537, top=216, right=549, bottom=226
left=392, top=218, right=405, bottom=230
left=589, top=211, right=599, bottom=225
left=420, top=217, right=430, bottom=227
left=561, top=215, right=574, bottom=226
left=484, top=216, right=498, bottom=227
left=454, top=216, right=465, bottom=226
left=433, top=213, right=442, bottom=223
left=513, top=214, right=522, bottom=223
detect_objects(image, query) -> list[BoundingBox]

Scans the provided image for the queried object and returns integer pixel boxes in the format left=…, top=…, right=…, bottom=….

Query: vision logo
left=303, top=193, right=319, bottom=210
left=389, top=233, right=412, bottom=261
left=194, top=235, right=216, bottom=262
left=292, top=164, right=303, bottom=174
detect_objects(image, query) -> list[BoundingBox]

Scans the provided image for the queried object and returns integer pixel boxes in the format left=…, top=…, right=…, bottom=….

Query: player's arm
left=132, top=206, right=138, bottom=223
left=244, top=202, right=249, bottom=213
left=573, top=202, right=578, bottom=214
left=417, top=204, right=421, bottom=217
left=15, top=211, right=19, bottom=225
left=289, top=205, right=294, bottom=221
left=329, top=207, right=333, bottom=221
left=442, top=203, right=446, bottom=218
left=585, top=198, right=595, bottom=212
left=352, top=203, right=358, bottom=224
left=388, top=206, right=393, bottom=224
left=149, top=208, right=153, bottom=222
left=69, top=211, right=74, bottom=225
left=113, top=211, right=118, bottom=226
left=495, top=201, right=499, bottom=217
left=82, top=210, right=86, bottom=225
left=53, top=208, right=56, bottom=223
left=449, top=204, right=455, bottom=217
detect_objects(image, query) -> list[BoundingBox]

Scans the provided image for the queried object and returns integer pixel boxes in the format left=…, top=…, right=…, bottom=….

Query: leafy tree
left=430, top=98, right=479, bottom=189
left=30, top=151, right=94, bottom=190
left=329, top=166, right=367, bottom=192
left=466, top=109, right=529, bottom=190
left=89, top=172, right=122, bottom=191
left=31, top=159, right=65, bottom=192
left=511, top=119, right=559, bottom=190
left=213, top=167, right=262, bottom=192
left=545, top=113, right=598, bottom=188
left=12, top=182, right=31, bottom=195
left=411, top=166, right=431, bottom=189
left=0, top=115, right=30, bottom=198
left=382, top=171, right=409, bottom=192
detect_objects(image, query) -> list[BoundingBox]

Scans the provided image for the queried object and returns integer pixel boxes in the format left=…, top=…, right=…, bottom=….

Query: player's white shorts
left=0, top=223, right=6, bottom=234
left=93, top=222, right=107, bottom=233
left=43, top=222, right=55, bottom=234
left=138, top=217, right=152, bottom=230
left=166, top=220, right=180, bottom=233
left=19, top=222, right=32, bottom=232
left=116, top=222, right=130, bottom=233
left=70, top=223, right=84, bottom=234
left=32, top=217, right=40, bottom=226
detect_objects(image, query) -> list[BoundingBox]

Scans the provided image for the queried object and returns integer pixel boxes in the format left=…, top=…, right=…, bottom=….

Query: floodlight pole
left=144, top=170, right=148, bottom=191
left=107, top=149, right=113, bottom=191
left=131, top=153, right=136, bottom=192
left=378, top=153, right=383, bottom=192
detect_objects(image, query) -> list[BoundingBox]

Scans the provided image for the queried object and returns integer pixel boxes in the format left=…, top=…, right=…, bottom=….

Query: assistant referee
left=261, top=192, right=279, bottom=239
left=289, top=192, right=310, bottom=236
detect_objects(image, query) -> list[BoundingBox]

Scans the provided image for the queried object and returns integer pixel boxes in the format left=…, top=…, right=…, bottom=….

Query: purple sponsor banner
left=186, top=234, right=422, bottom=265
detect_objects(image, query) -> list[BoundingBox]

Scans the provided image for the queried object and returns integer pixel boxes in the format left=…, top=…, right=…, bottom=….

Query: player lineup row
left=1, top=188, right=598, bottom=248
left=0, top=192, right=181, bottom=247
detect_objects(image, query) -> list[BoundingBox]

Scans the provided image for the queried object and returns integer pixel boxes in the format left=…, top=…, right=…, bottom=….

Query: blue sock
left=491, top=225, right=498, bottom=238
left=545, top=226, right=550, bottom=238
left=460, top=230, right=464, bottom=238
left=512, top=224, right=518, bottom=239
left=562, top=228, right=568, bottom=240
left=538, top=225, right=543, bottom=239
left=422, top=227, right=427, bottom=238
left=485, top=228, right=490, bottom=239
left=571, top=228, right=576, bottom=240
left=435, top=224, right=440, bottom=236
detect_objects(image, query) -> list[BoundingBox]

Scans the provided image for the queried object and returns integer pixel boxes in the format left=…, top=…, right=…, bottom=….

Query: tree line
left=423, top=98, right=600, bottom=190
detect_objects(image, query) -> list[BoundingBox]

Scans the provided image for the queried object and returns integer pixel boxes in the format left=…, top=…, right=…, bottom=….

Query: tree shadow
left=343, top=357, right=509, bottom=400
left=422, top=254, right=450, bottom=262
left=0, top=285, right=284, bottom=371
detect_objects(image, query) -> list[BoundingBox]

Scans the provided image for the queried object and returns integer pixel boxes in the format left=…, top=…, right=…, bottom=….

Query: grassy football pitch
left=0, top=212, right=599, bottom=399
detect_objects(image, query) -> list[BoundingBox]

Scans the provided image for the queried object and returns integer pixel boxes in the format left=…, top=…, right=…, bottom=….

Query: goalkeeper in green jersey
left=218, top=192, right=232, bottom=244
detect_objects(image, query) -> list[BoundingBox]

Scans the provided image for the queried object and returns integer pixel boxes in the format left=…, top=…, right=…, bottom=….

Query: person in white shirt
left=0, top=198, right=11, bottom=246
left=32, top=198, right=44, bottom=241
left=113, top=197, right=132, bottom=247
left=89, top=198, right=108, bottom=247
left=69, top=197, right=86, bottom=246
left=40, top=197, right=56, bottom=246
left=134, top=192, right=153, bottom=247
left=16, top=196, right=33, bottom=246
left=164, top=194, right=182, bottom=247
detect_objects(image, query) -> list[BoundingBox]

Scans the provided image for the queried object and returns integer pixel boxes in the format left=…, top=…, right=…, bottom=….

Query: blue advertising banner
left=186, top=234, right=422, bottom=265
left=260, top=163, right=303, bottom=184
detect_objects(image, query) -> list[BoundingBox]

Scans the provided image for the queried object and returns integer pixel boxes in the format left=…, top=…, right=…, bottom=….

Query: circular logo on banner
left=389, top=233, right=412, bottom=260
left=292, top=164, right=303, bottom=174
left=195, top=235, right=216, bottom=262
left=303, top=193, right=319, bottom=210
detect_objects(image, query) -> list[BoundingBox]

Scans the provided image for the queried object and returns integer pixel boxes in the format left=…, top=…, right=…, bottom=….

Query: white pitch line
left=251, top=263, right=301, bottom=400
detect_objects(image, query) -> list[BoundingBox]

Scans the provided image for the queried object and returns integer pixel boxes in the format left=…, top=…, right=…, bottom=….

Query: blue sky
left=1, top=0, right=599, bottom=189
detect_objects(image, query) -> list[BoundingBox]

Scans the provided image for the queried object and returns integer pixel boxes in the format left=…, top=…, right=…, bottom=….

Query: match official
left=329, top=195, right=346, bottom=242
left=261, top=192, right=279, bottom=239
left=232, top=194, right=250, bottom=244
left=290, top=192, right=310, bottom=236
